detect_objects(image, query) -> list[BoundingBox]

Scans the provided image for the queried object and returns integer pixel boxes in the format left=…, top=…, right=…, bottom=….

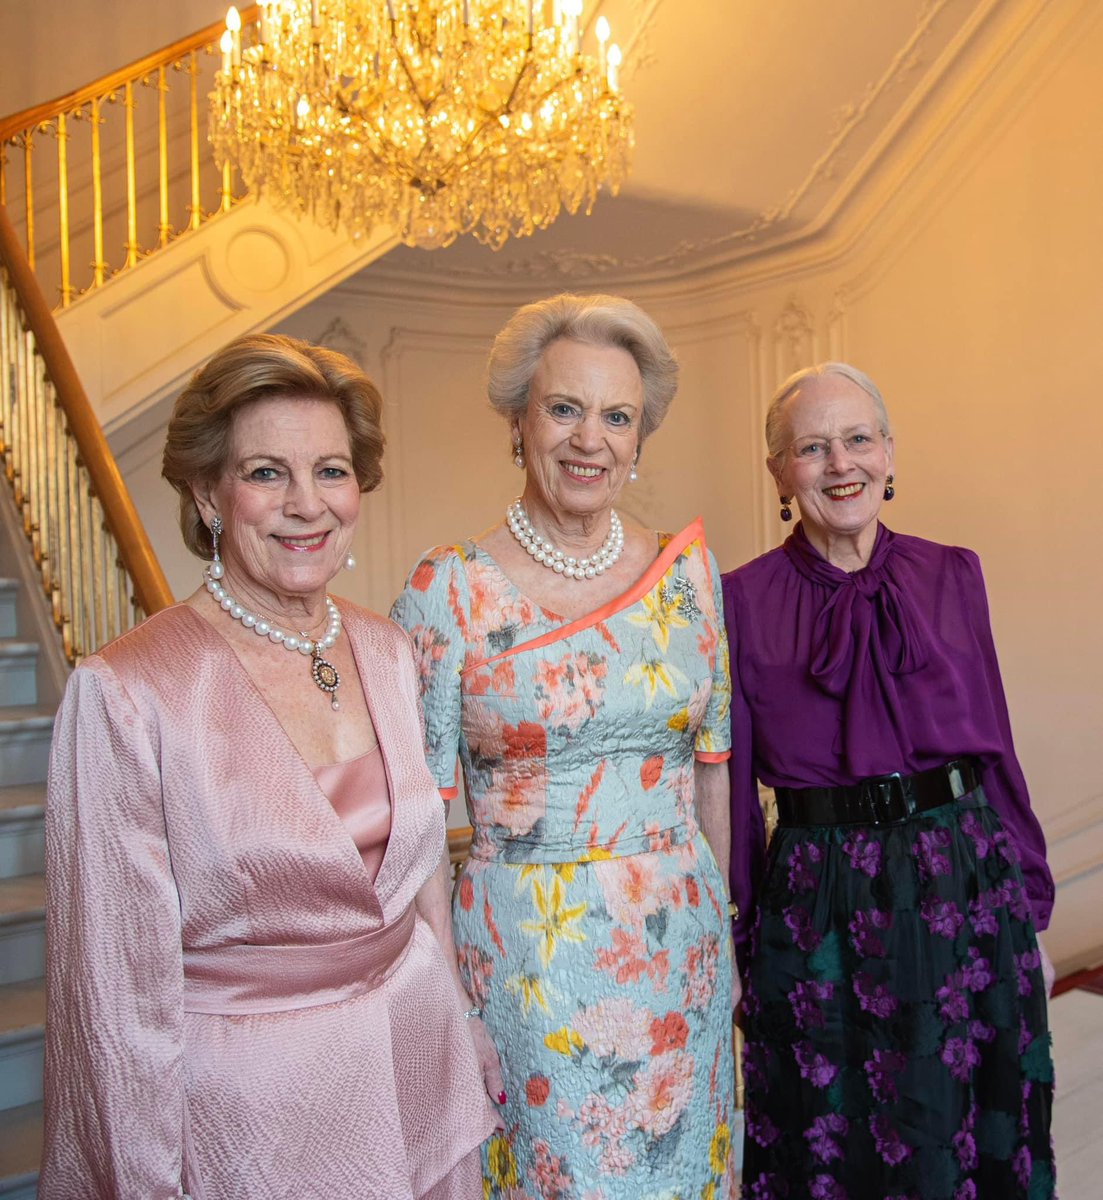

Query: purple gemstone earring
left=883, top=474, right=895, bottom=501
left=780, top=497, right=793, bottom=522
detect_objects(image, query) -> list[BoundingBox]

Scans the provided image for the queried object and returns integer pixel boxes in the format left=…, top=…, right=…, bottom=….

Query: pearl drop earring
left=209, top=515, right=225, bottom=578
left=344, top=553, right=356, bottom=571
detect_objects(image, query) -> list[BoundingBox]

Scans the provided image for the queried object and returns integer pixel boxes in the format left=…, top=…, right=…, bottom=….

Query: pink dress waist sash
left=182, top=903, right=415, bottom=1015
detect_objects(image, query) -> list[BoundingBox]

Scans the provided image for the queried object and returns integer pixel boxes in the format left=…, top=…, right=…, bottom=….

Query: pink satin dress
left=40, top=603, right=494, bottom=1200
left=314, top=745, right=392, bottom=883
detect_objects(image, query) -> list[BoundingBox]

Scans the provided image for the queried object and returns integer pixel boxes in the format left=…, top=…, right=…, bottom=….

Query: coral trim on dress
left=461, top=517, right=707, bottom=677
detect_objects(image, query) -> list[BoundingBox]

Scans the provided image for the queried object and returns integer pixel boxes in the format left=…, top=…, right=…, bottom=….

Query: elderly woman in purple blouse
left=724, top=363, right=1055, bottom=1200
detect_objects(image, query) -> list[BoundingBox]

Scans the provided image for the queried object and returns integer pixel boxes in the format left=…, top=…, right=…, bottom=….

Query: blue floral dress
left=392, top=520, right=736, bottom=1200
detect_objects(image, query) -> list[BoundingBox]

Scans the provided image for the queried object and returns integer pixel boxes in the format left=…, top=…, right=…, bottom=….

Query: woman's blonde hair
left=163, top=333, right=384, bottom=558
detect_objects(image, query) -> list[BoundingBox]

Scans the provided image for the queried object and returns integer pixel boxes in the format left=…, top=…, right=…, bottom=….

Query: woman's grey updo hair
left=764, top=362, right=891, bottom=459
left=487, top=293, right=679, bottom=442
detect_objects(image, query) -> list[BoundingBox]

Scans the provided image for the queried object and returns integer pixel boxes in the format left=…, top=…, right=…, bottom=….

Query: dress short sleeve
left=694, top=547, right=732, bottom=763
left=390, top=547, right=470, bottom=801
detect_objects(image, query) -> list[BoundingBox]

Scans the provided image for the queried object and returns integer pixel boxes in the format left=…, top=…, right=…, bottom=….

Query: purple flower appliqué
left=805, top=1114, right=848, bottom=1164
left=1019, top=1015, right=1032, bottom=1055
left=994, top=829, right=1022, bottom=866
left=920, top=897, right=965, bottom=939
left=864, top=1048, right=907, bottom=1103
left=789, top=980, right=835, bottom=1032
left=795, top=1042, right=839, bottom=1089
left=960, top=947, right=994, bottom=993
left=746, top=1105, right=781, bottom=1148
left=842, top=830, right=882, bottom=877
left=941, top=1036, right=981, bottom=1082
left=1008, top=880, right=1031, bottom=921
left=1013, top=1145, right=1033, bottom=1188
left=968, top=1019, right=995, bottom=1044
left=959, top=811, right=991, bottom=858
left=1015, top=948, right=1041, bottom=997
left=810, top=1175, right=847, bottom=1200
left=953, top=1113, right=978, bottom=1171
left=870, top=1114, right=912, bottom=1166
left=787, top=844, right=818, bottom=892
left=748, top=1175, right=783, bottom=1200
left=913, top=827, right=952, bottom=879
left=784, top=905, right=822, bottom=952
left=936, top=978, right=970, bottom=1023
left=968, top=895, right=998, bottom=937
left=853, top=972, right=898, bottom=1018
left=848, top=908, right=891, bottom=958
left=953, top=1182, right=977, bottom=1200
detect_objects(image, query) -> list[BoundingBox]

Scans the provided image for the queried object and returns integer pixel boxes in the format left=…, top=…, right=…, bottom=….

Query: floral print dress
left=392, top=519, right=736, bottom=1200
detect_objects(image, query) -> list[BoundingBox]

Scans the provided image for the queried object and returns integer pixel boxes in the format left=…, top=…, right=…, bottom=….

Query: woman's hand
left=466, top=1014, right=507, bottom=1110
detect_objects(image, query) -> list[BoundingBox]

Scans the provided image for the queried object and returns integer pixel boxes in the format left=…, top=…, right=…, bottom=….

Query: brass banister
left=0, top=200, right=172, bottom=654
left=1, top=7, right=260, bottom=311
left=0, top=10, right=259, bottom=144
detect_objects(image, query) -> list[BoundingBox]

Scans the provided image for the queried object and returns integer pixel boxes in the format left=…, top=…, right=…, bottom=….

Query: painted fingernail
left=497, top=1091, right=507, bottom=1105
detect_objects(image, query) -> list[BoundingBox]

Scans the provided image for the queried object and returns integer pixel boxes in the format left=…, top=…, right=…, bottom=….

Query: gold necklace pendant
left=311, top=647, right=341, bottom=711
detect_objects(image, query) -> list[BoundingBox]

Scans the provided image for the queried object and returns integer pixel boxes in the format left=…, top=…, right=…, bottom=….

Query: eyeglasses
left=784, top=432, right=884, bottom=463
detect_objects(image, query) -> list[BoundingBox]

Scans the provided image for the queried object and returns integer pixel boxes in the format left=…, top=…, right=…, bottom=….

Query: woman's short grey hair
left=764, top=362, right=891, bottom=459
left=487, top=293, right=679, bottom=442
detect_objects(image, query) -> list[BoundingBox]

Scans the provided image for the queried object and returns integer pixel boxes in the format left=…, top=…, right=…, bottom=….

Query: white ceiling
left=376, top=0, right=994, bottom=284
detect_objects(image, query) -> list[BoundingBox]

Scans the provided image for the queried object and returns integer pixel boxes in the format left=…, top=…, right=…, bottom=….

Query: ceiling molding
left=349, top=0, right=1080, bottom=303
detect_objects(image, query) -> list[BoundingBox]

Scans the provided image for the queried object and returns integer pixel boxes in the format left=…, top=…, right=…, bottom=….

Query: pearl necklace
left=506, top=499, right=624, bottom=581
left=204, top=566, right=343, bottom=710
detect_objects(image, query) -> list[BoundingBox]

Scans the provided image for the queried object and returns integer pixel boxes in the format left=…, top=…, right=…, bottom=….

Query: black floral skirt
left=740, top=791, right=1055, bottom=1200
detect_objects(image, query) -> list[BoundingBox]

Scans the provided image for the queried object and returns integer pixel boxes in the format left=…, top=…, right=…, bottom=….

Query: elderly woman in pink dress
left=40, top=334, right=499, bottom=1199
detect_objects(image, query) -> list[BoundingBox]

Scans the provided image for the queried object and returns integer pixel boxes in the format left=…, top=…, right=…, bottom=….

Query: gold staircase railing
left=0, top=6, right=258, bottom=312
left=0, top=201, right=173, bottom=660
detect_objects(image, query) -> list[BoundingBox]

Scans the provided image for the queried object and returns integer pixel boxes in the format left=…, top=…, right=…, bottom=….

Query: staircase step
left=0, top=581, right=17, bottom=640
left=0, top=708, right=54, bottom=788
left=0, top=786, right=45, bottom=881
left=0, top=1101, right=42, bottom=1199
left=0, top=979, right=45, bottom=1111
left=0, top=876, right=45, bottom=986
left=0, top=642, right=39, bottom=709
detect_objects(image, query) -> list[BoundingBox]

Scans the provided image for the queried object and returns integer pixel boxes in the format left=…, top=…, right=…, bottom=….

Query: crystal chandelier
left=210, top=2, right=633, bottom=250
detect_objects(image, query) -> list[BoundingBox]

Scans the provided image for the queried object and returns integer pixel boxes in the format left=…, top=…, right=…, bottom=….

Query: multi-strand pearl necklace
left=204, top=565, right=343, bottom=710
left=506, top=499, right=624, bottom=581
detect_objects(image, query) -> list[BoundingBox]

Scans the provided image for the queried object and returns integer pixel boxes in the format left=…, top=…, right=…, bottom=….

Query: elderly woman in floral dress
left=392, top=293, right=737, bottom=1198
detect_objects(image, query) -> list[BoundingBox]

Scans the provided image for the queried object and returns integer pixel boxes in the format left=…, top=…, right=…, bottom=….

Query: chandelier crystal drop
left=211, top=2, right=634, bottom=250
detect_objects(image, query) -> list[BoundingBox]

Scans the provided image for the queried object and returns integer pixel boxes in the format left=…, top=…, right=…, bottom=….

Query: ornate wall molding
left=354, top=0, right=1081, bottom=300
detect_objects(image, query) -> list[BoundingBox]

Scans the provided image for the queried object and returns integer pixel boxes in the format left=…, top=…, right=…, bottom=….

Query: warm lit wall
left=0, top=0, right=225, bottom=114
left=113, top=3, right=1103, bottom=970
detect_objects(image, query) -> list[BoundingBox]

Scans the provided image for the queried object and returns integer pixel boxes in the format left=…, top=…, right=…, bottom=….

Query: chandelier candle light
left=211, top=1, right=633, bottom=249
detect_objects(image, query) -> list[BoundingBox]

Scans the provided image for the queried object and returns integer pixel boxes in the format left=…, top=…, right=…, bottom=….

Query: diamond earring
left=209, top=515, right=225, bottom=578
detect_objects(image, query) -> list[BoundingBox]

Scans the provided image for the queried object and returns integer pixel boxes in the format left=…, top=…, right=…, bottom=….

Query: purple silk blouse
left=722, top=522, right=1054, bottom=953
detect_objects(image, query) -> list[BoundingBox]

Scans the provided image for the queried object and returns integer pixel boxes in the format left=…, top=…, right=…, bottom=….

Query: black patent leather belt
left=775, top=758, right=981, bottom=828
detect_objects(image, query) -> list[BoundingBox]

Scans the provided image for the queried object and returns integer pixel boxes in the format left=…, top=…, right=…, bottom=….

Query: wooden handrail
left=0, top=201, right=173, bottom=616
left=0, top=7, right=260, bottom=141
